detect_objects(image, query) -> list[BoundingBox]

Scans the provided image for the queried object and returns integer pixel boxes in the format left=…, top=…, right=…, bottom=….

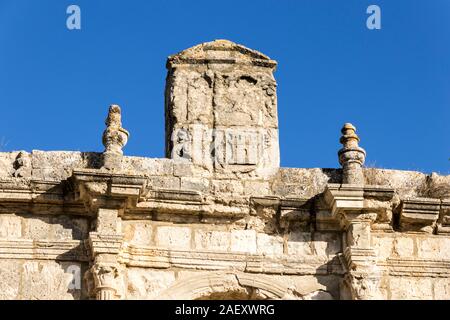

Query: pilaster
left=70, top=169, right=146, bottom=300
left=325, top=123, right=394, bottom=300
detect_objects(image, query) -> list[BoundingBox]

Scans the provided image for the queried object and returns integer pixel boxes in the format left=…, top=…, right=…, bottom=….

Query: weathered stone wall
left=0, top=149, right=448, bottom=300
left=372, top=233, right=450, bottom=299
left=0, top=40, right=448, bottom=300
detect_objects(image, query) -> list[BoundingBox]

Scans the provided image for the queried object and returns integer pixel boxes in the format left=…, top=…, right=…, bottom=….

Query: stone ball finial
left=338, top=123, right=366, bottom=185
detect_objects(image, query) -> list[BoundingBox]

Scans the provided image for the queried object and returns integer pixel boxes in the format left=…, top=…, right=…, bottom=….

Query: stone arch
left=158, top=272, right=292, bottom=300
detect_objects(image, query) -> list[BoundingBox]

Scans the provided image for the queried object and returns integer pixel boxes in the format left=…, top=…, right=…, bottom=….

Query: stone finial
left=338, top=123, right=366, bottom=185
left=102, top=105, right=129, bottom=170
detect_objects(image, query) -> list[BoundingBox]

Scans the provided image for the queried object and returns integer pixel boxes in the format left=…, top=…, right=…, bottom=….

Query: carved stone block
left=399, top=198, right=440, bottom=233
left=165, top=40, right=279, bottom=176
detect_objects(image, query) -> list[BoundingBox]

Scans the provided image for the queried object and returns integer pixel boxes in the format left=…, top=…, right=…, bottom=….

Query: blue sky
left=0, top=0, right=448, bottom=174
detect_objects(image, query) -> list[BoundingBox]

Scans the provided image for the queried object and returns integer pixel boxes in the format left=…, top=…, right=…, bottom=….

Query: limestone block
left=31, top=151, right=83, bottom=180
left=417, top=237, right=450, bottom=260
left=272, top=168, right=338, bottom=198
left=244, top=181, right=270, bottom=196
left=256, top=233, right=283, bottom=256
left=346, top=222, right=371, bottom=248
left=230, top=230, right=257, bottom=253
left=371, top=236, right=394, bottom=260
left=0, top=260, right=21, bottom=299
left=97, top=208, right=119, bottom=234
left=389, top=277, right=433, bottom=300
left=287, top=232, right=313, bottom=256
left=312, top=232, right=341, bottom=257
left=126, top=269, right=176, bottom=299
left=173, top=163, right=194, bottom=177
left=123, top=222, right=153, bottom=246
left=364, top=168, right=427, bottom=199
left=424, top=173, right=450, bottom=198
left=156, top=226, right=191, bottom=249
left=417, top=237, right=438, bottom=259
left=23, top=216, right=53, bottom=240
left=180, top=177, right=210, bottom=192
left=377, top=275, right=390, bottom=300
left=123, top=157, right=174, bottom=176
left=0, top=152, right=17, bottom=177
left=212, top=179, right=244, bottom=195
left=0, top=215, right=22, bottom=238
left=20, top=261, right=74, bottom=300
left=372, top=235, right=416, bottom=260
left=31, top=150, right=82, bottom=169
left=392, top=236, right=415, bottom=258
left=194, top=230, right=230, bottom=251
left=31, top=168, right=59, bottom=181
left=434, top=278, right=450, bottom=300
left=22, top=215, right=86, bottom=240
left=148, top=176, right=180, bottom=190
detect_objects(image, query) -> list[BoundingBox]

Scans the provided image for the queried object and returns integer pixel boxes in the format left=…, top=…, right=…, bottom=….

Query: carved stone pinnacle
left=102, top=105, right=129, bottom=170
left=338, top=123, right=366, bottom=185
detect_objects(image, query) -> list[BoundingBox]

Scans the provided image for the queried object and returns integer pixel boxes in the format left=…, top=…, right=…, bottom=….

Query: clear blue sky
left=0, top=0, right=448, bottom=174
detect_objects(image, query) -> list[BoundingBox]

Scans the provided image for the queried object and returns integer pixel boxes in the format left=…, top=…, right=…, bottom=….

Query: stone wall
left=0, top=40, right=448, bottom=300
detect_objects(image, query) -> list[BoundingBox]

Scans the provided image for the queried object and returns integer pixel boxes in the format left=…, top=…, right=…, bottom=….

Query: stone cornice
left=325, top=184, right=395, bottom=213
left=167, top=39, right=278, bottom=69
left=87, top=232, right=123, bottom=256
left=379, top=257, right=450, bottom=277
left=69, top=169, right=147, bottom=213
left=0, top=239, right=88, bottom=261
left=398, top=198, right=441, bottom=233
left=119, top=244, right=343, bottom=276
left=0, top=174, right=447, bottom=235
left=324, top=184, right=395, bottom=229
left=0, top=179, right=87, bottom=215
